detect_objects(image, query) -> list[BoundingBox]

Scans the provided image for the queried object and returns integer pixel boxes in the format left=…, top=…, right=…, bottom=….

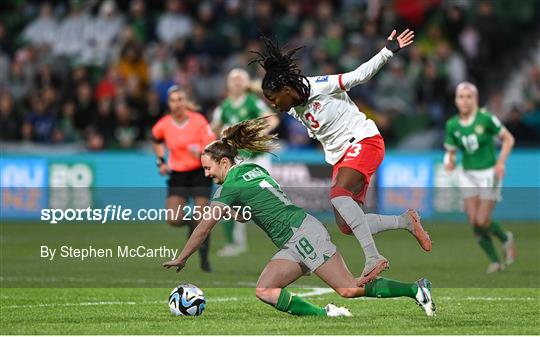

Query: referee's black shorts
left=167, top=168, right=212, bottom=199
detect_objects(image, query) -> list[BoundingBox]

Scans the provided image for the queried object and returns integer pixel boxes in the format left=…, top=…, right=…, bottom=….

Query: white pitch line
left=2, top=288, right=537, bottom=309
left=0, top=288, right=331, bottom=309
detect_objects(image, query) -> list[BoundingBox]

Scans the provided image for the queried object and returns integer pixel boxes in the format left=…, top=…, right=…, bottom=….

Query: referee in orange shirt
left=152, top=86, right=216, bottom=272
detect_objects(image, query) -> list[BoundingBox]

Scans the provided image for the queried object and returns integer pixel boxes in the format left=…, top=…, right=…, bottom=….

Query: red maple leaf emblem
left=313, top=101, right=321, bottom=111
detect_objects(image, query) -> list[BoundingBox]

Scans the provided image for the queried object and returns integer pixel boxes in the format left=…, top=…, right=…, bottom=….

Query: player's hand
left=494, top=161, right=505, bottom=179
left=386, top=29, right=414, bottom=53
left=159, top=163, right=169, bottom=175
left=444, top=161, right=455, bottom=172
left=163, top=258, right=186, bottom=272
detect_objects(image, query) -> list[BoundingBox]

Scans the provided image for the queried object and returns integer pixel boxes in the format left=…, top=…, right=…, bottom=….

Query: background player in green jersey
left=211, top=68, right=280, bottom=257
left=164, top=118, right=436, bottom=317
left=444, top=82, right=516, bottom=273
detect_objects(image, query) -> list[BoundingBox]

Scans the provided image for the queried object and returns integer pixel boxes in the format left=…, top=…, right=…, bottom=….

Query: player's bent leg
left=256, top=259, right=327, bottom=316
left=365, top=210, right=432, bottom=251
left=315, top=252, right=435, bottom=316
left=165, top=195, right=188, bottom=226
left=330, top=168, right=387, bottom=284
left=333, top=206, right=353, bottom=235
left=463, top=196, right=479, bottom=227
left=475, top=199, right=496, bottom=228
left=477, top=198, right=516, bottom=265
left=314, top=252, right=364, bottom=298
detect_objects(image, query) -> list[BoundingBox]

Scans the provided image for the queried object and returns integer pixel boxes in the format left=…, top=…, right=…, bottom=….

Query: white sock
left=331, top=196, right=380, bottom=261
left=365, top=214, right=408, bottom=234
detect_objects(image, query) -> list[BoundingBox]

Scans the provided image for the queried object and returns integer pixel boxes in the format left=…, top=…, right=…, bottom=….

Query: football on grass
left=168, top=283, right=206, bottom=316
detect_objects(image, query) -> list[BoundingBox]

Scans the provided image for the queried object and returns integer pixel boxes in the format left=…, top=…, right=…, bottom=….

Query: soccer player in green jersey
left=444, top=82, right=516, bottom=273
left=164, top=118, right=436, bottom=317
left=211, top=68, right=280, bottom=257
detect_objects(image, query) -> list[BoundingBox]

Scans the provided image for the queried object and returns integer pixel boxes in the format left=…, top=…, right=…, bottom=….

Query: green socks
left=222, top=219, right=234, bottom=244
left=276, top=289, right=326, bottom=316
left=488, top=221, right=509, bottom=243
left=364, top=277, right=417, bottom=299
left=473, top=226, right=500, bottom=263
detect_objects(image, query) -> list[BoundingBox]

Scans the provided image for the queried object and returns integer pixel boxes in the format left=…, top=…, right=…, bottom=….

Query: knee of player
left=475, top=217, right=491, bottom=228
left=338, top=224, right=353, bottom=235
left=166, top=218, right=185, bottom=227
left=336, top=287, right=357, bottom=298
left=255, top=287, right=279, bottom=304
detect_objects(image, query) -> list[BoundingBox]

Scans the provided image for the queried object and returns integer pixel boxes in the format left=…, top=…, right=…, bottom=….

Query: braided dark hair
left=249, top=35, right=311, bottom=106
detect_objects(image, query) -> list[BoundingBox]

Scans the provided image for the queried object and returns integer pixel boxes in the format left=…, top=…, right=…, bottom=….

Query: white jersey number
left=259, top=180, right=292, bottom=205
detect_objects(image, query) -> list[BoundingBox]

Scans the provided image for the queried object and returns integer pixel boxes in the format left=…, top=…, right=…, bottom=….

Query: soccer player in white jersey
left=251, top=29, right=431, bottom=286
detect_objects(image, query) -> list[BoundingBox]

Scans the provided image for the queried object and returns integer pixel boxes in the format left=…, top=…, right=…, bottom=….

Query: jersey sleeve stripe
left=338, top=74, right=346, bottom=91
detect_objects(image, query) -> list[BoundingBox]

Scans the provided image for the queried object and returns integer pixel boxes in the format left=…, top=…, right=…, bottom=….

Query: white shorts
left=459, top=167, right=502, bottom=201
left=272, top=214, right=337, bottom=274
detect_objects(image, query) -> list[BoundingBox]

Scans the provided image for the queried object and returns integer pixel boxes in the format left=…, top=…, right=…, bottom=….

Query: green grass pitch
left=1, top=220, right=539, bottom=334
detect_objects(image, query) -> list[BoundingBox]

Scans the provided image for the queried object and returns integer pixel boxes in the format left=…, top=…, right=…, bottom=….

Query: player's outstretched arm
left=443, top=149, right=456, bottom=172
left=495, top=128, right=515, bottom=179
left=162, top=203, right=223, bottom=272
left=338, top=28, right=414, bottom=89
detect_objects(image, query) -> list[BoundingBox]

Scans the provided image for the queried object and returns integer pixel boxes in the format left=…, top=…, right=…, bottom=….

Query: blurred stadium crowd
left=1, top=0, right=539, bottom=150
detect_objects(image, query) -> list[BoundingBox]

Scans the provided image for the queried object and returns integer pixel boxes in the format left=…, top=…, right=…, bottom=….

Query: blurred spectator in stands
left=435, top=41, right=466, bottom=89
left=505, top=106, right=538, bottom=146
left=74, top=81, right=95, bottom=130
left=95, top=65, right=120, bottom=101
left=524, top=64, right=540, bottom=108
left=216, top=0, right=247, bottom=54
left=486, top=91, right=508, bottom=122
left=322, top=23, right=345, bottom=61
left=7, top=60, right=32, bottom=103
left=0, top=22, right=13, bottom=57
left=149, top=43, right=178, bottom=85
left=41, top=85, right=60, bottom=117
left=185, top=23, right=217, bottom=59
left=85, top=97, right=114, bottom=151
left=82, top=0, right=124, bottom=66
left=57, top=99, right=79, bottom=142
left=117, top=41, right=148, bottom=101
left=417, top=60, right=449, bottom=125
left=127, top=0, right=153, bottom=44
left=359, top=21, right=382, bottom=60
left=247, top=0, right=274, bottom=39
left=407, top=45, right=424, bottom=89
left=290, top=21, right=317, bottom=74
left=418, top=25, right=446, bottom=58
left=21, top=95, right=59, bottom=143
left=157, top=0, right=193, bottom=45
left=0, top=91, right=20, bottom=140
left=112, top=100, right=139, bottom=149
left=441, top=4, right=466, bottom=47
left=33, top=63, right=60, bottom=91
left=474, top=0, right=501, bottom=66
left=197, top=1, right=218, bottom=32
left=142, top=88, right=164, bottom=137
left=281, top=114, right=313, bottom=150
left=275, top=1, right=302, bottom=42
left=53, top=1, right=89, bottom=61
left=375, top=58, right=415, bottom=115
left=20, top=2, right=57, bottom=48
left=315, top=1, right=333, bottom=33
